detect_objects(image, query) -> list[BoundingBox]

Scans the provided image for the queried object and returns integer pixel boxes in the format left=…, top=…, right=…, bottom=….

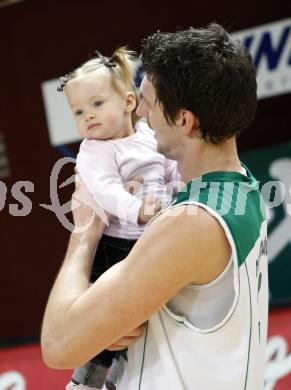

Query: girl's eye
left=75, top=109, right=83, bottom=116
left=93, top=101, right=103, bottom=107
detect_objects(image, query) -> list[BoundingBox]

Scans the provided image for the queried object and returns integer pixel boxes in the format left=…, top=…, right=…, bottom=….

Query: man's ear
left=125, top=92, right=136, bottom=113
left=178, top=109, right=200, bottom=136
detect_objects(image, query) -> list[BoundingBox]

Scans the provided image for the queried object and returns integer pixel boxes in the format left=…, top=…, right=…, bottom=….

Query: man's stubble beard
left=157, top=142, right=177, bottom=160
left=147, top=119, right=179, bottom=161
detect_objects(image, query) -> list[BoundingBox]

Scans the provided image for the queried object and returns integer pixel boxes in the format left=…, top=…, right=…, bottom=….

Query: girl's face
left=65, top=68, right=136, bottom=140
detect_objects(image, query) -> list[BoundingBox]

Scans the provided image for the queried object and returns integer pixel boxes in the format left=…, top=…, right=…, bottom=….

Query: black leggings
left=90, top=234, right=137, bottom=367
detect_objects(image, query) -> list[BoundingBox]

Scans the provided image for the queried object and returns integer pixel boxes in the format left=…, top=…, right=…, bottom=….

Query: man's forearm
left=41, top=229, right=102, bottom=367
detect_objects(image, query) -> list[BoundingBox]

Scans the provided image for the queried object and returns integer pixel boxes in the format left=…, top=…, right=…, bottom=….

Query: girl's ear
left=125, top=92, right=137, bottom=113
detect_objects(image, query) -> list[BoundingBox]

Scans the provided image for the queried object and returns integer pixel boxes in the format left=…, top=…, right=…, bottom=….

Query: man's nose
left=136, top=101, right=147, bottom=118
left=85, top=112, right=95, bottom=121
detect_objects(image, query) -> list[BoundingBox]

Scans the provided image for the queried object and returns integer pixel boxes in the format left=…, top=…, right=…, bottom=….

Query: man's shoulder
left=144, top=204, right=231, bottom=284
left=150, top=203, right=218, bottom=232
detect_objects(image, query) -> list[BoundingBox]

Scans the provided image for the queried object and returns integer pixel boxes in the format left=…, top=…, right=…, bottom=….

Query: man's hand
left=106, top=323, right=146, bottom=351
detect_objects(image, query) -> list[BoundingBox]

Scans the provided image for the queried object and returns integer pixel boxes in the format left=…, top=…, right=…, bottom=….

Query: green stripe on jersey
left=173, top=165, right=266, bottom=266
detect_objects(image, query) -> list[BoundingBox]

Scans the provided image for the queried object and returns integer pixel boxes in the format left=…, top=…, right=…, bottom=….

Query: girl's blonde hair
left=59, top=47, right=140, bottom=125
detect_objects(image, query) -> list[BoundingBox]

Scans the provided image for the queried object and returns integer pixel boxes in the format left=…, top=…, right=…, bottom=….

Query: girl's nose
left=85, top=112, right=95, bottom=121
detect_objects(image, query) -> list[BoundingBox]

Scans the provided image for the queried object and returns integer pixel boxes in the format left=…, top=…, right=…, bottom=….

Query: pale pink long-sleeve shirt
left=76, top=121, right=180, bottom=239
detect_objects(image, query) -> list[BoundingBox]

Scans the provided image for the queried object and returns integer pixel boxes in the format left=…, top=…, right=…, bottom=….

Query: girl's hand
left=138, top=195, right=161, bottom=223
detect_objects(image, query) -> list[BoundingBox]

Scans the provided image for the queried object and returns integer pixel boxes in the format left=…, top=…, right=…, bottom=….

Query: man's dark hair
left=142, top=23, right=257, bottom=144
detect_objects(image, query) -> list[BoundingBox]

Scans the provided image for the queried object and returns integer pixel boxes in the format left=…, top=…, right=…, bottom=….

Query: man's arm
left=41, top=203, right=230, bottom=369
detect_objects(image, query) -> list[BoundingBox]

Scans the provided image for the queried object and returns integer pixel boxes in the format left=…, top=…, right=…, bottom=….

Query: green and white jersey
left=117, top=167, right=268, bottom=390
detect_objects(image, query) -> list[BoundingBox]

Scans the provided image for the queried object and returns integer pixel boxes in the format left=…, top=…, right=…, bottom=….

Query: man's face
left=136, top=76, right=181, bottom=160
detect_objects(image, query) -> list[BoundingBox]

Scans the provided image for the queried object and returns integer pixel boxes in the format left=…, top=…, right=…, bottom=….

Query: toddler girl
left=58, top=47, right=179, bottom=389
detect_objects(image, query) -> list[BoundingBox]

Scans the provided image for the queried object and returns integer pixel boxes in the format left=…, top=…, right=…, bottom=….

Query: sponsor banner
left=0, top=344, right=71, bottom=389
left=41, top=79, right=82, bottom=147
left=232, top=18, right=291, bottom=100
left=241, top=142, right=291, bottom=305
